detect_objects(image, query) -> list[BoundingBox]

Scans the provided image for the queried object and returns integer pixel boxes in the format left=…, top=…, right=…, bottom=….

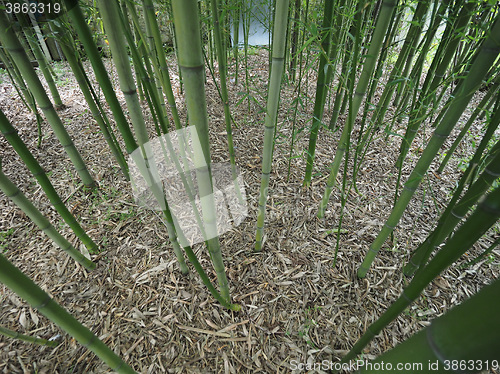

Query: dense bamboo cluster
left=0, top=0, right=499, bottom=371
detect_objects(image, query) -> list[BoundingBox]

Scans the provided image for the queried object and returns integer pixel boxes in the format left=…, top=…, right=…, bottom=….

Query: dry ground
left=0, top=49, right=499, bottom=373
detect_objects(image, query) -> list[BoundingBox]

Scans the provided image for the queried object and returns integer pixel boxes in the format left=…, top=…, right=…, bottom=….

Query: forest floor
left=0, top=49, right=499, bottom=373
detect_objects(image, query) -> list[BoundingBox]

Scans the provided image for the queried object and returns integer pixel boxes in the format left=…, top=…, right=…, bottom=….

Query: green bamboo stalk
left=130, top=23, right=218, bottom=271
left=0, top=47, right=30, bottom=110
left=379, top=0, right=448, bottom=140
left=0, top=46, right=44, bottom=147
left=205, top=1, right=215, bottom=71
left=288, top=0, right=301, bottom=82
left=460, top=236, right=500, bottom=269
left=357, top=278, right=500, bottom=373
left=352, top=0, right=404, bottom=184
left=97, top=0, right=149, bottom=146
left=254, top=0, right=290, bottom=251
left=120, top=1, right=146, bottom=104
left=114, top=1, right=169, bottom=137
left=0, top=325, right=60, bottom=347
left=0, top=11, right=95, bottom=188
left=111, top=4, right=215, bottom=282
left=0, top=109, right=99, bottom=253
left=437, top=78, right=500, bottom=173
left=232, top=0, right=241, bottom=85
left=135, top=1, right=167, bottom=126
left=141, top=0, right=182, bottom=131
left=328, top=28, right=354, bottom=130
left=111, top=0, right=197, bottom=199
left=404, top=126, right=500, bottom=277
left=395, top=1, right=476, bottom=172
left=452, top=8, right=492, bottom=76
left=116, top=15, right=200, bottom=206
left=303, top=0, right=335, bottom=187
left=210, top=0, right=237, bottom=174
left=367, top=0, right=430, bottom=133
left=360, top=1, right=449, bottom=210
left=17, top=10, right=64, bottom=109
left=242, top=0, right=251, bottom=111
left=328, top=0, right=357, bottom=120
left=109, top=16, right=199, bottom=246
left=318, top=0, right=397, bottom=218
left=0, top=254, right=136, bottom=373
left=96, top=0, right=189, bottom=276
left=358, top=15, right=500, bottom=278
left=201, top=2, right=245, bottom=208
left=54, top=29, right=129, bottom=180
left=0, top=159, right=95, bottom=270
left=286, top=0, right=313, bottom=180
left=171, top=0, right=233, bottom=302
left=479, top=80, right=500, bottom=121
left=336, top=0, right=371, bottom=121
left=63, top=0, right=138, bottom=155
left=335, top=184, right=500, bottom=371
left=391, top=1, right=434, bottom=109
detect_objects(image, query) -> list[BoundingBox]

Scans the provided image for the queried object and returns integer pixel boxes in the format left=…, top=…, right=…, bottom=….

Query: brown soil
left=0, top=50, right=498, bottom=373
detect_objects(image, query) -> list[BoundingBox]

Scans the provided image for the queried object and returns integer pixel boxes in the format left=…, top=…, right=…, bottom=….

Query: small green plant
left=457, top=159, right=469, bottom=172
left=51, top=61, right=71, bottom=87
left=298, top=306, right=321, bottom=349
left=0, top=228, right=14, bottom=252
left=105, top=206, right=135, bottom=222
left=101, top=235, right=108, bottom=249
left=485, top=253, right=496, bottom=265
left=0, top=67, right=6, bottom=84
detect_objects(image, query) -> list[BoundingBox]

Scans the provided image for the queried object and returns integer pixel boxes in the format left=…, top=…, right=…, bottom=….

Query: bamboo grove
left=0, top=0, right=499, bottom=371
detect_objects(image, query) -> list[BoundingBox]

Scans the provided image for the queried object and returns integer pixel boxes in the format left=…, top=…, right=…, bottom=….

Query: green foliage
left=78, top=0, right=108, bottom=56
left=298, top=306, right=320, bottom=349
left=0, top=67, right=6, bottom=84
left=0, top=228, right=14, bottom=253
left=51, top=61, right=71, bottom=87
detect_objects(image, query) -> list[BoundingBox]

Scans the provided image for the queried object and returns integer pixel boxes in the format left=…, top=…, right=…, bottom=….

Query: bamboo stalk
left=0, top=109, right=99, bottom=253
left=17, top=9, right=64, bottom=109
left=318, top=0, right=397, bottom=218
left=97, top=0, right=189, bottom=275
left=254, top=0, right=290, bottom=251
left=0, top=325, right=60, bottom=347
left=63, top=0, right=138, bottom=155
left=0, top=46, right=44, bottom=147
left=210, top=0, right=237, bottom=173
left=0, top=254, right=136, bottom=373
left=460, top=236, right=500, bottom=269
left=404, top=129, right=500, bottom=277
left=171, top=0, right=232, bottom=302
left=303, top=0, right=335, bottom=187
left=437, top=78, right=500, bottom=173
left=335, top=184, right=500, bottom=371
left=54, top=28, right=129, bottom=180
left=395, top=0, right=476, bottom=172
left=142, top=0, right=183, bottom=130
left=357, top=278, right=500, bottom=373
left=0, top=159, right=95, bottom=270
left=233, top=0, right=241, bottom=85
left=0, top=11, right=95, bottom=188
left=358, top=15, right=500, bottom=277
left=367, top=0, right=430, bottom=134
